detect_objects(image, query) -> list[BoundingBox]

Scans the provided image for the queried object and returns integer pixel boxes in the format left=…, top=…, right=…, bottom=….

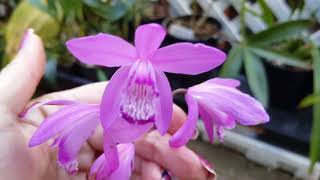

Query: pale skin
left=0, top=31, right=214, bottom=180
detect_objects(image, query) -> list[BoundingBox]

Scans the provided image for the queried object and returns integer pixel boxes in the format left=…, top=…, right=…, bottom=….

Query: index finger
left=135, top=131, right=216, bottom=180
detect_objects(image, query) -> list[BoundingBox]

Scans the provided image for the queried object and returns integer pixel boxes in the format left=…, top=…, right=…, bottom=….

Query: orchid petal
left=100, top=66, right=130, bottom=130
left=66, top=33, right=136, bottom=67
left=169, top=94, right=198, bottom=148
left=58, top=113, right=100, bottom=173
left=198, top=105, right=214, bottom=143
left=19, top=100, right=78, bottom=118
left=106, top=117, right=153, bottom=143
left=90, top=144, right=135, bottom=180
left=191, top=87, right=269, bottom=125
left=135, top=23, right=166, bottom=59
left=209, top=108, right=236, bottom=129
left=108, top=143, right=135, bottom=180
left=150, top=43, right=226, bottom=75
left=154, top=70, right=173, bottom=135
left=90, top=153, right=105, bottom=179
left=102, top=137, right=119, bottom=177
left=29, top=104, right=99, bottom=147
left=205, top=78, right=240, bottom=88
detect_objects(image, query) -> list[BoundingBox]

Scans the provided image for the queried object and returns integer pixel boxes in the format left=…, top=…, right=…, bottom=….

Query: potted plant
left=219, top=0, right=320, bottom=171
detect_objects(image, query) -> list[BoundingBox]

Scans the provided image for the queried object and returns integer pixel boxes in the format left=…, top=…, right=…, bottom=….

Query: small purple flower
left=170, top=78, right=269, bottom=147
left=66, top=23, right=226, bottom=145
left=89, top=143, right=134, bottom=180
left=20, top=100, right=100, bottom=173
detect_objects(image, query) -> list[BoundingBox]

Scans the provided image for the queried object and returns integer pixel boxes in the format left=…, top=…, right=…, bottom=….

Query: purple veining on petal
left=120, top=60, right=159, bottom=124
left=171, top=78, right=269, bottom=146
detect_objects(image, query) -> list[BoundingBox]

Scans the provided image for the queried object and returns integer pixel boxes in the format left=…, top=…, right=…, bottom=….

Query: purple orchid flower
left=20, top=100, right=100, bottom=173
left=170, top=78, right=269, bottom=147
left=66, top=23, right=226, bottom=145
left=89, top=143, right=134, bottom=180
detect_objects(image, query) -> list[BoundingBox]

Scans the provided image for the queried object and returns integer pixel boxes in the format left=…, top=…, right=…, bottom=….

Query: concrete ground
left=188, top=140, right=296, bottom=180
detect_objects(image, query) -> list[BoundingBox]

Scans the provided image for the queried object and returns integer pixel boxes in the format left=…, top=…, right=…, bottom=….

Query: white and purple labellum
left=120, top=60, right=159, bottom=124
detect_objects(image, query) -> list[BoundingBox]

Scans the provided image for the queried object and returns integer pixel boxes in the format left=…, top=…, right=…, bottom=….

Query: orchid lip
left=120, top=60, right=159, bottom=124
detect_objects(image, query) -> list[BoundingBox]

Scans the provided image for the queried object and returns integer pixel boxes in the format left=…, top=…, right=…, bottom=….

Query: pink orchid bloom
left=170, top=78, right=269, bottom=147
left=89, top=143, right=134, bottom=180
left=20, top=100, right=100, bottom=173
left=66, top=23, right=226, bottom=145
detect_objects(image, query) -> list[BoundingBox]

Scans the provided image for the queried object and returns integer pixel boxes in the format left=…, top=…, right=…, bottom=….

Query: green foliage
left=309, top=43, right=320, bottom=172
left=249, top=47, right=312, bottom=68
left=96, top=68, right=108, bottom=81
left=247, top=20, right=311, bottom=47
left=257, top=0, right=274, bottom=25
left=0, top=0, right=152, bottom=86
left=220, top=45, right=243, bottom=78
left=243, top=47, right=269, bottom=106
left=299, top=94, right=320, bottom=108
left=3, top=1, right=59, bottom=64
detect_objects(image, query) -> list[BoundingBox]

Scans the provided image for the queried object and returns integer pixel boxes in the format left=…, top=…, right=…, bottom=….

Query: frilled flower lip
left=20, top=100, right=100, bottom=174
left=170, top=78, right=269, bottom=147
left=66, top=23, right=227, bottom=140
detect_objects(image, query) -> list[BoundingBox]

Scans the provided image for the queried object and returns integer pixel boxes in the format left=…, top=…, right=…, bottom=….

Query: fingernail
left=198, top=155, right=216, bottom=180
left=19, top=28, right=34, bottom=50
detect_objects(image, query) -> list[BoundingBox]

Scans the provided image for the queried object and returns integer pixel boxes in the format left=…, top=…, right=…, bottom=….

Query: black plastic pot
left=265, top=62, right=313, bottom=109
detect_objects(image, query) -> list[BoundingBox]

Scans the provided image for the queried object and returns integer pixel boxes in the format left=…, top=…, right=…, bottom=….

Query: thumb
left=0, top=29, right=45, bottom=114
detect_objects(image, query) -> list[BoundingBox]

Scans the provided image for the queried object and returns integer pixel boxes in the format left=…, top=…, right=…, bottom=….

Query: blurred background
left=0, top=0, right=320, bottom=179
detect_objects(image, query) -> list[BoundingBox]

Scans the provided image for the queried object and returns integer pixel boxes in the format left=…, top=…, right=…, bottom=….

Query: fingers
left=26, top=82, right=107, bottom=124
left=133, top=156, right=162, bottom=180
left=168, top=105, right=187, bottom=135
left=87, top=104, right=186, bottom=152
left=0, top=29, right=45, bottom=114
left=135, top=131, right=215, bottom=180
left=31, top=82, right=107, bottom=105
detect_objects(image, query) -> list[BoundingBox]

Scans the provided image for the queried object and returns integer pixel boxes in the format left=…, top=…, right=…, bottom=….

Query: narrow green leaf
left=96, top=69, right=108, bottom=81
left=299, top=94, right=320, bottom=108
left=309, top=43, right=320, bottom=172
left=257, top=0, right=274, bottom=25
left=248, top=20, right=311, bottom=46
left=220, top=45, right=243, bottom=78
left=244, top=48, right=269, bottom=106
left=249, top=47, right=312, bottom=69
left=83, top=0, right=134, bottom=21
left=44, top=54, right=57, bottom=87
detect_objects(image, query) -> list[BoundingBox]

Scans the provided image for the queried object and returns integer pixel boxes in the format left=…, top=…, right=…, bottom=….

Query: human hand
left=0, top=30, right=215, bottom=180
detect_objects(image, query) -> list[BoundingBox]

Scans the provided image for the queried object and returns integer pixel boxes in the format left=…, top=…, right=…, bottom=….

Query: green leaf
left=244, top=48, right=269, bottom=106
left=309, top=43, right=320, bottom=172
left=96, top=69, right=108, bottom=81
left=248, top=20, right=311, bottom=46
left=44, top=53, right=57, bottom=87
left=249, top=47, right=312, bottom=69
left=59, top=0, right=82, bottom=14
left=29, top=0, right=62, bottom=20
left=220, top=45, right=243, bottom=78
left=83, top=0, right=134, bottom=21
left=3, top=1, right=59, bottom=65
left=257, top=0, right=274, bottom=25
left=299, top=94, right=320, bottom=108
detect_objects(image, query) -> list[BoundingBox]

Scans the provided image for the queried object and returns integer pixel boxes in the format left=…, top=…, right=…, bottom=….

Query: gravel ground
left=188, top=140, right=297, bottom=180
